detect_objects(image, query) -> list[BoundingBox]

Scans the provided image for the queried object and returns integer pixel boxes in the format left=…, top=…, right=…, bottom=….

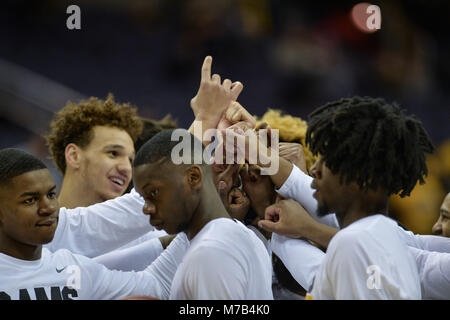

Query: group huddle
left=0, top=56, right=449, bottom=300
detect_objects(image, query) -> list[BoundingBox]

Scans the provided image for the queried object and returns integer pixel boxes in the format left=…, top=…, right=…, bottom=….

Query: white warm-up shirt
left=94, top=237, right=164, bottom=272
left=309, top=215, right=421, bottom=299
left=94, top=230, right=170, bottom=272
left=271, top=234, right=324, bottom=292
left=276, top=165, right=450, bottom=297
left=169, top=218, right=273, bottom=300
left=408, top=246, right=450, bottom=299
left=44, top=189, right=153, bottom=258
left=0, top=233, right=189, bottom=300
left=278, top=165, right=450, bottom=252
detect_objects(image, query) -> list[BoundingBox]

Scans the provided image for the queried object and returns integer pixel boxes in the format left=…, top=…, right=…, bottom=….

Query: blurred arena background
left=1, top=0, right=449, bottom=234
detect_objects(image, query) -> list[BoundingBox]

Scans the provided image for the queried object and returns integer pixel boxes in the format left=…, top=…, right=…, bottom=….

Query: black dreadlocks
left=305, top=96, right=435, bottom=197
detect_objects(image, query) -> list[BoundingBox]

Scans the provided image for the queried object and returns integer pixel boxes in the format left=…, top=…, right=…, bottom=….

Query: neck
left=58, top=174, right=100, bottom=209
left=0, top=235, right=42, bottom=261
left=336, top=196, right=389, bottom=228
left=185, top=183, right=230, bottom=240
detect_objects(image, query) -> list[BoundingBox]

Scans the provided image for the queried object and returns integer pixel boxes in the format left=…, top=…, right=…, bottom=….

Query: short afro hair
left=46, top=94, right=143, bottom=174
left=306, top=96, right=435, bottom=197
left=133, top=129, right=205, bottom=168
left=0, top=148, right=47, bottom=186
left=134, top=115, right=178, bottom=153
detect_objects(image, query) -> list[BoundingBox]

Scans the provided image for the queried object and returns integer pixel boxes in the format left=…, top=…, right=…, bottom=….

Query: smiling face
left=432, top=193, right=450, bottom=237
left=133, top=162, right=195, bottom=234
left=78, top=126, right=135, bottom=201
left=0, top=169, right=59, bottom=252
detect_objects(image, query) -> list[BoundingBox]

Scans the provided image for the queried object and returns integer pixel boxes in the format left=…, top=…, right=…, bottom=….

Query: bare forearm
left=188, top=118, right=219, bottom=146
left=303, top=222, right=338, bottom=249
left=270, top=156, right=293, bottom=189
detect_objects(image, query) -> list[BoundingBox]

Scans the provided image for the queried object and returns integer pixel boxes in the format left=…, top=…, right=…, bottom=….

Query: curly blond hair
left=46, top=94, right=143, bottom=174
left=256, top=109, right=317, bottom=170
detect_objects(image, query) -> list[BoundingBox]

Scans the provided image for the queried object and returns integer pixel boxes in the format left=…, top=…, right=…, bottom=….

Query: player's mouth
left=150, top=219, right=164, bottom=230
left=109, top=175, right=127, bottom=191
left=36, top=218, right=57, bottom=227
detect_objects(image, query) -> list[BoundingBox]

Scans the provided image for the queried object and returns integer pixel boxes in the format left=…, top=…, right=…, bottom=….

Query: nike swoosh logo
left=56, top=267, right=67, bottom=273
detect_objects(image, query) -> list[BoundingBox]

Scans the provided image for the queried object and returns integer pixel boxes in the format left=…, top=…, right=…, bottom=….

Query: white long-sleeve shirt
left=309, top=215, right=421, bottom=299
left=277, top=164, right=450, bottom=252
left=408, top=246, right=450, bottom=299
left=273, top=165, right=449, bottom=299
left=271, top=234, right=324, bottom=292
left=44, top=189, right=153, bottom=258
left=93, top=238, right=164, bottom=272
left=0, top=233, right=189, bottom=300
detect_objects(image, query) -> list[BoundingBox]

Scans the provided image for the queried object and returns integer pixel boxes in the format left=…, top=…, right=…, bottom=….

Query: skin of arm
left=159, top=234, right=176, bottom=249
left=258, top=199, right=338, bottom=249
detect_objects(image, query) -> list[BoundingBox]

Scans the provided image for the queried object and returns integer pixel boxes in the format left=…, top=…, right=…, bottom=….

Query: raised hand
left=258, top=198, right=338, bottom=248
left=217, top=101, right=256, bottom=132
left=257, top=199, right=315, bottom=239
left=279, top=142, right=308, bottom=174
left=190, top=56, right=243, bottom=128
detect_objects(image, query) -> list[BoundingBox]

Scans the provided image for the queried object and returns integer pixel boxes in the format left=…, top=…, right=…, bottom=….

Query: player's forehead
left=442, top=193, right=450, bottom=211
left=133, top=161, right=175, bottom=186
left=6, top=169, right=55, bottom=194
left=87, top=125, right=134, bottom=153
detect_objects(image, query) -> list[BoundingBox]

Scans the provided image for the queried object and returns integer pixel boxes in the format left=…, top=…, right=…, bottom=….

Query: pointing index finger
left=201, top=56, right=212, bottom=81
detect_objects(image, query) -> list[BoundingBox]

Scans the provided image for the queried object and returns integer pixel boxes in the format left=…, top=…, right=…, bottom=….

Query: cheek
left=443, top=221, right=450, bottom=236
left=3, top=210, right=33, bottom=236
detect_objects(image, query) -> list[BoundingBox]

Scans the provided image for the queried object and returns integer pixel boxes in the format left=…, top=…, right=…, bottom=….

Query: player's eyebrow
left=19, top=185, right=56, bottom=198
left=103, top=144, right=125, bottom=150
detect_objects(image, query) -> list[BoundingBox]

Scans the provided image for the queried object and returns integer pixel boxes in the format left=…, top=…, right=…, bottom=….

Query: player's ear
left=185, top=165, right=202, bottom=190
left=65, top=143, right=82, bottom=170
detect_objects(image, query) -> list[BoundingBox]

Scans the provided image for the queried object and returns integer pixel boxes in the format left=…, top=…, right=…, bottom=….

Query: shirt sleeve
left=93, top=238, right=163, bottom=272
left=175, top=245, right=248, bottom=299
left=276, top=165, right=340, bottom=229
left=45, top=188, right=153, bottom=257
left=271, top=233, right=324, bottom=291
left=85, top=232, right=189, bottom=300
left=398, top=231, right=450, bottom=253
left=408, top=246, right=450, bottom=299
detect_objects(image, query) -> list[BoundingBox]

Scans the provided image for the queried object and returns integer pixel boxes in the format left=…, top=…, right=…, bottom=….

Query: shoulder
left=198, top=218, right=252, bottom=242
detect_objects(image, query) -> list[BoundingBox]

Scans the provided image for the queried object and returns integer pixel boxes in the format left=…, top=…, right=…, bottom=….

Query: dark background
left=0, top=0, right=448, bottom=233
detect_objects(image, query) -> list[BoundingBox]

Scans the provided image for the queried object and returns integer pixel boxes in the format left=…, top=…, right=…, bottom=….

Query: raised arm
left=271, top=234, right=325, bottom=291
left=188, top=56, right=244, bottom=144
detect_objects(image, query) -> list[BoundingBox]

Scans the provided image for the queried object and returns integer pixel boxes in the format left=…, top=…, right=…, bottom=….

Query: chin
left=39, top=233, right=56, bottom=244
left=100, top=191, right=123, bottom=202
left=316, top=203, right=331, bottom=217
